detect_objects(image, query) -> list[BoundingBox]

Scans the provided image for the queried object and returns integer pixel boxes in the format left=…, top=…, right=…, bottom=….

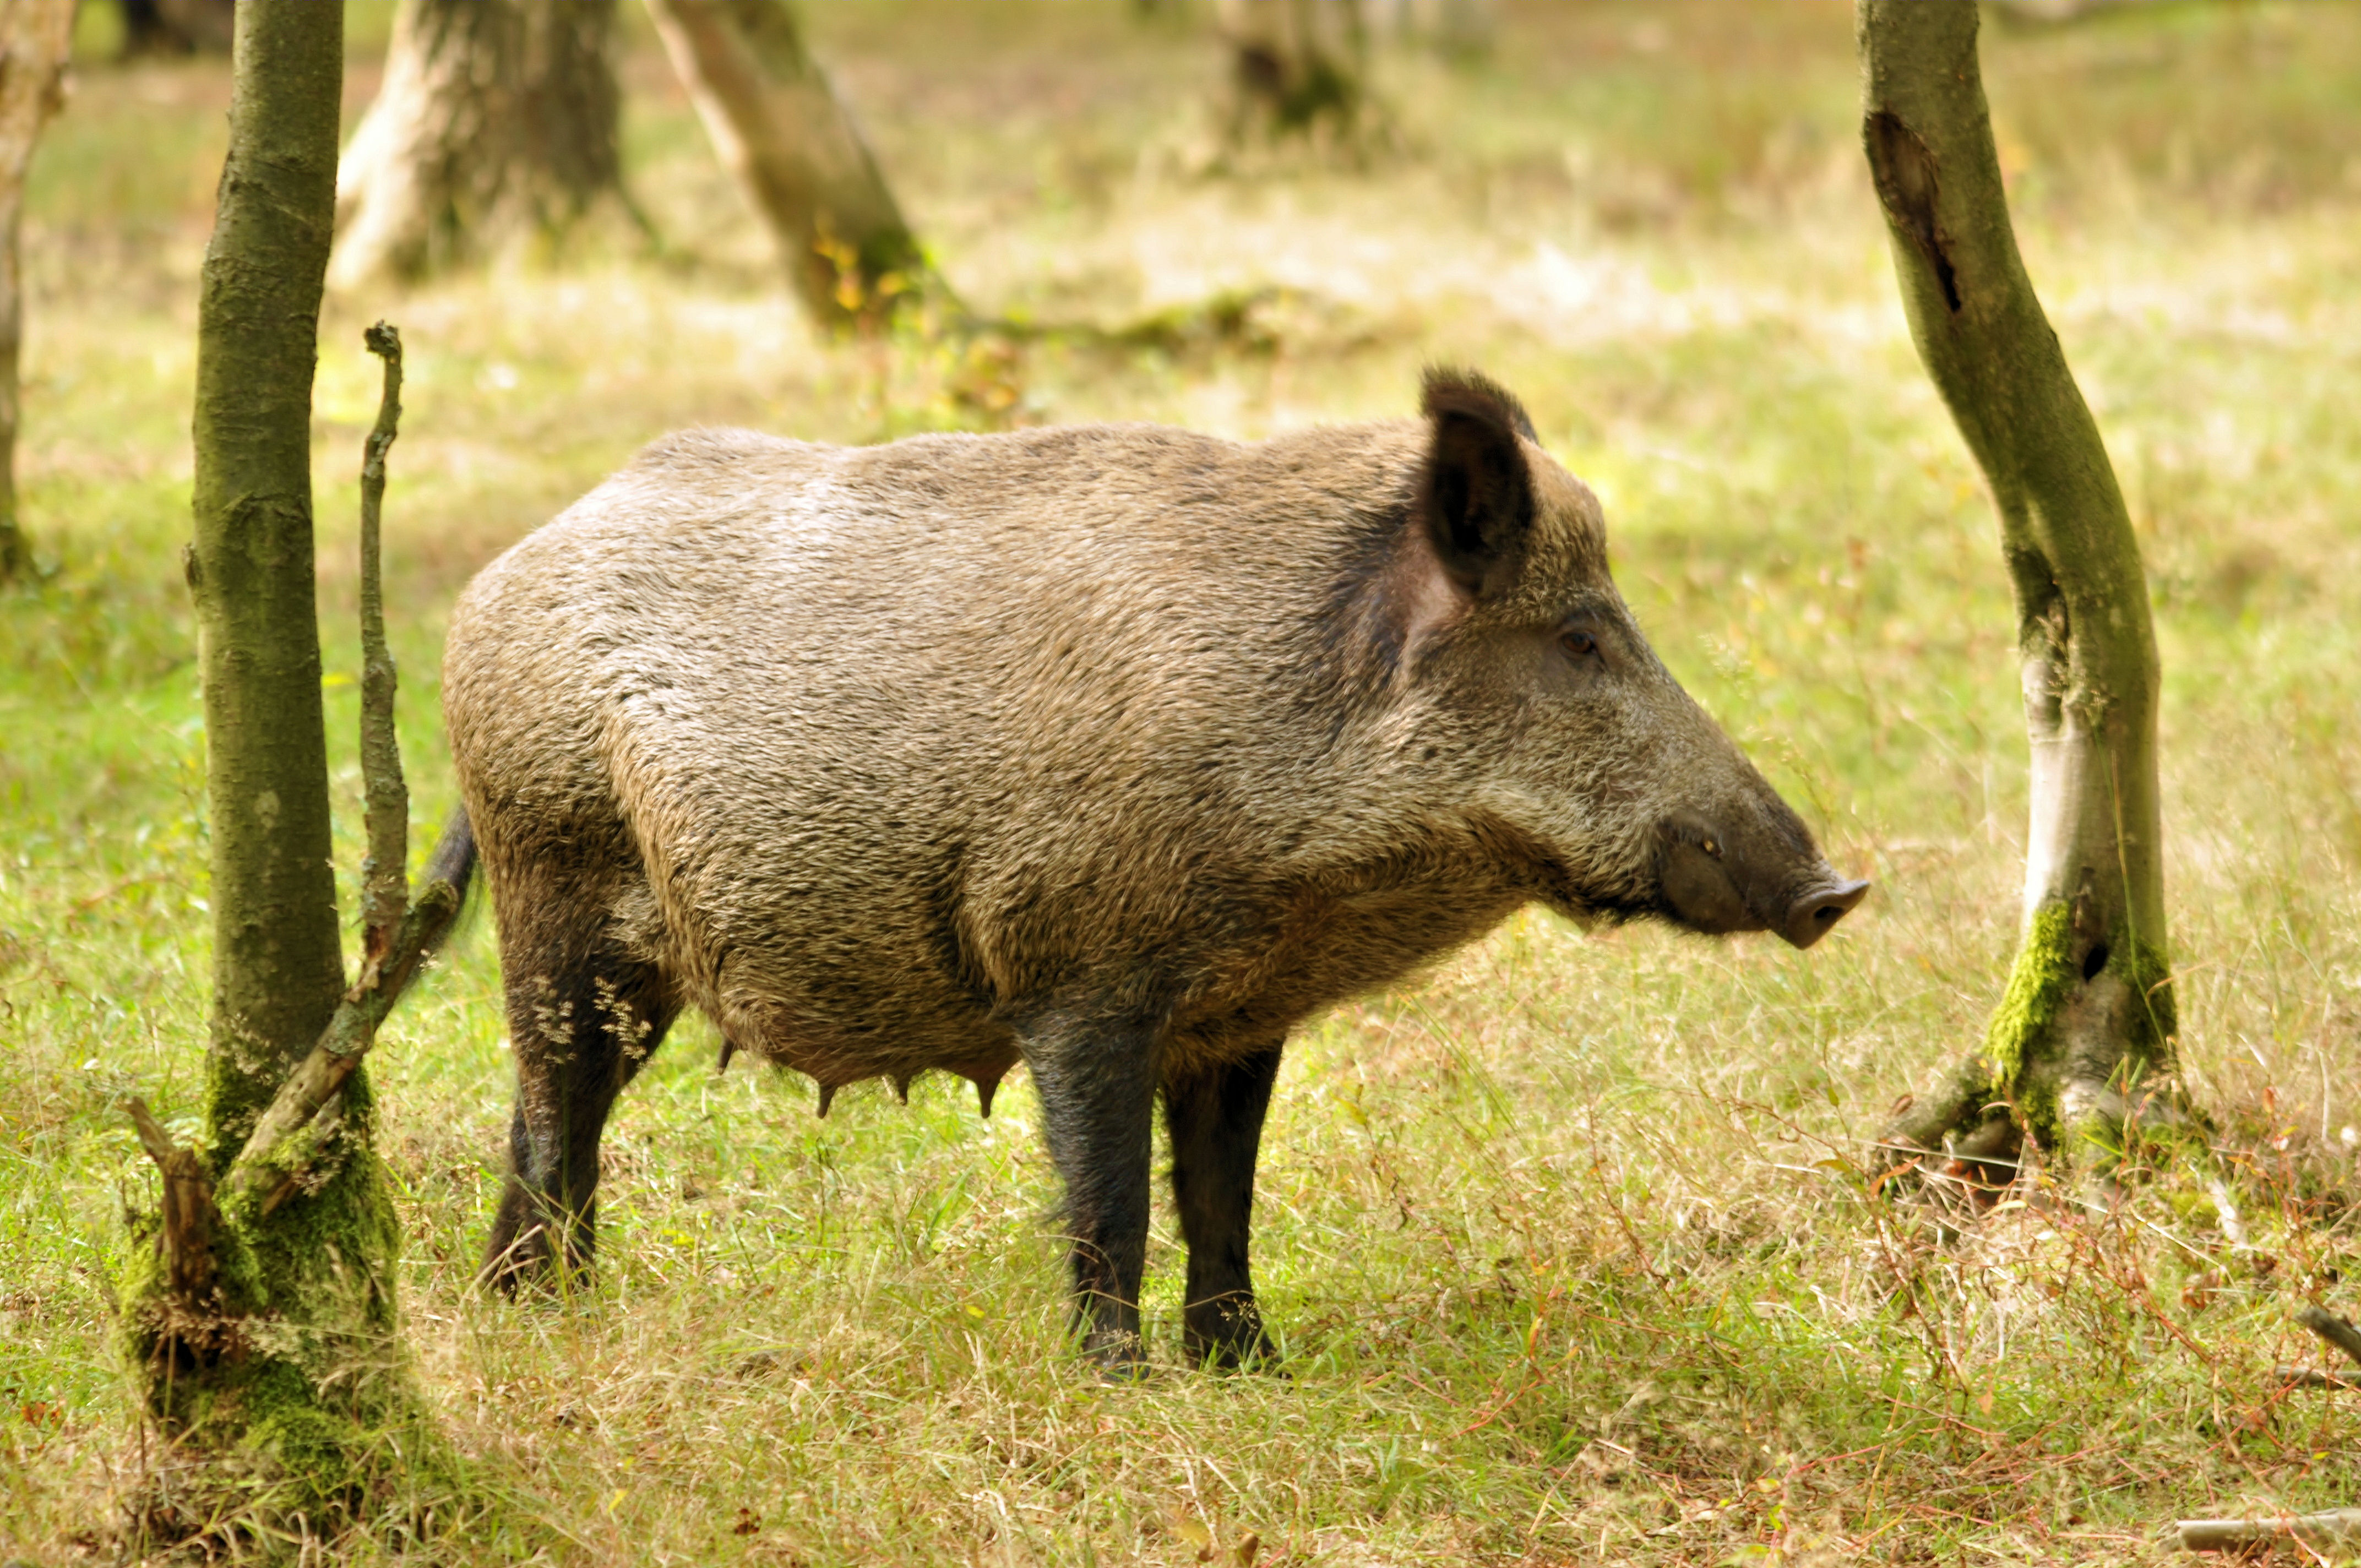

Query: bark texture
left=1858, top=1, right=2175, bottom=1164
left=641, top=0, right=929, bottom=331
left=332, top=0, right=623, bottom=287
left=0, top=0, right=74, bottom=585
left=123, top=2, right=427, bottom=1513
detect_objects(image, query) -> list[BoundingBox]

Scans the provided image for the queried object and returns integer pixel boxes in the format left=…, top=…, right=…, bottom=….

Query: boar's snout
left=1781, top=875, right=1869, bottom=950
left=1656, top=812, right=1868, bottom=950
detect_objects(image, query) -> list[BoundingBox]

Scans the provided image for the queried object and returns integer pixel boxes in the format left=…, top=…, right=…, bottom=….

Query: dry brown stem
left=357, top=322, right=407, bottom=959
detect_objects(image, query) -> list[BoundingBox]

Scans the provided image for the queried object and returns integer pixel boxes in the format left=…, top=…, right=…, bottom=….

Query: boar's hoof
left=1781, top=878, right=1869, bottom=950
left=478, top=1219, right=580, bottom=1297
left=1086, top=1327, right=1153, bottom=1383
left=1184, top=1298, right=1282, bottom=1375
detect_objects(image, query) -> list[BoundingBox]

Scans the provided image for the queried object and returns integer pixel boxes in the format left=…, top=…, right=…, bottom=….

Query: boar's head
left=1374, top=368, right=1867, bottom=949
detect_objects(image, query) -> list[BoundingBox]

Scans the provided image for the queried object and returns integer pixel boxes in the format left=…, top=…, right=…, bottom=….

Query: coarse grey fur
left=444, top=369, right=1866, bottom=1369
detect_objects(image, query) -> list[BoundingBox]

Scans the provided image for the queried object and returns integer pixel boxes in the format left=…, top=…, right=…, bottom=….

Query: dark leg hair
left=1022, top=1015, right=1163, bottom=1375
left=1164, top=1042, right=1283, bottom=1369
left=480, top=876, right=677, bottom=1293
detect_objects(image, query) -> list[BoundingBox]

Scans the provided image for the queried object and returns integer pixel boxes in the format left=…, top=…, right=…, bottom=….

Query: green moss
left=2106, top=925, right=2178, bottom=1068
left=117, top=1066, right=439, bottom=1521
left=1983, top=901, right=2075, bottom=1090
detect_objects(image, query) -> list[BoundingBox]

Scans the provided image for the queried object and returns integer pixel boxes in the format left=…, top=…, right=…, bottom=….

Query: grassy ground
left=6, top=1, right=2361, bottom=1560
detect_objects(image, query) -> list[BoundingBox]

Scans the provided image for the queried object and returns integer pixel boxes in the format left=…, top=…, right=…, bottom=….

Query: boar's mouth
left=1655, top=814, right=1868, bottom=950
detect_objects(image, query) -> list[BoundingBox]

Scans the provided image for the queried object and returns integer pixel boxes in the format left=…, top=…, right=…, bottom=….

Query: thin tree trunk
left=333, top=0, right=623, bottom=287
left=1858, top=1, right=2177, bottom=1168
left=118, top=1, right=423, bottom=1513
left=641, top=0, right=930, bottom=331
left=0, top=0, right=75, bottom=585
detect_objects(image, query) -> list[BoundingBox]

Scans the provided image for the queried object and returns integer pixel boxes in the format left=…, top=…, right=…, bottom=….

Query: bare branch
left=221, top=877, right=460, bottom=1215
left=2297, top=1304, right=2361, bottom=1371
left=357, top=320, right=408, bottom=961
left=2170, top=1509, right=2361, bottom=1554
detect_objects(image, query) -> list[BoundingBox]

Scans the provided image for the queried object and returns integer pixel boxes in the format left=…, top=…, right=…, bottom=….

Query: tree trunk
left=1857, top=1, right=2177, bottom=1170
left=1216, top=0, right=1371, bottom=142
left=0, top=0, right=75, bottom=586
left=117, top=1, right=421, bottom=1517
left=641, top=0, right=931, bottom=332
left=331, top=0, right=623, bottom=287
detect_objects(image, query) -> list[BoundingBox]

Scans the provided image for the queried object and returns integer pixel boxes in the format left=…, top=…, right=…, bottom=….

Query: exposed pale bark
left=0, top=0, right=75, bottom=585
left=1858, top=1, right=2177, bottom=1168
left=641, top=0, right=931, bottom=331
left=333, top=0, right=623, bottom=287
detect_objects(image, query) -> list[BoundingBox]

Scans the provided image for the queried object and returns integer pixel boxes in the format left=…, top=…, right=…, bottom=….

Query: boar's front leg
left=1165, top=1042, right=1283, bottom=1370
left=1021, top=1014, right=1162, bottom=1375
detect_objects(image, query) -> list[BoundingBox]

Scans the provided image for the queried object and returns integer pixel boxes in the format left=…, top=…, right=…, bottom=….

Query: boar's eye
left=1559, top=628, right=1600, bottom=661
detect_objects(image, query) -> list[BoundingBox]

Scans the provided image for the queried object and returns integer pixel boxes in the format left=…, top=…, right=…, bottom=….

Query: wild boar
left=440, top=369, right=1866, bottom=1371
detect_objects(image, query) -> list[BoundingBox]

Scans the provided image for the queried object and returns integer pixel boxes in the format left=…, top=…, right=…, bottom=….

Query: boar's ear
left=1415, top=367, right=1538, bottom=599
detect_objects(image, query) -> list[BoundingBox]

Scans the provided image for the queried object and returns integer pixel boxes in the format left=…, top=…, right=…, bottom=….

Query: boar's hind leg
left=1165, top=1043, right=1283, bottom=1370
left=1022, top=1019, right=1163, bottom=1376
left=481, top=896, right=678, bottom=1294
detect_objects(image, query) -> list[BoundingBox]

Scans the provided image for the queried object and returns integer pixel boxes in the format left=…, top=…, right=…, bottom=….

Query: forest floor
left=6, top=1, right=2361, bottom=1562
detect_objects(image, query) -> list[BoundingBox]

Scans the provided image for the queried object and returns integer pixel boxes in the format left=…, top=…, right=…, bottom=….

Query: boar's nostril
left=1782, top=878, right=1869, bottom=950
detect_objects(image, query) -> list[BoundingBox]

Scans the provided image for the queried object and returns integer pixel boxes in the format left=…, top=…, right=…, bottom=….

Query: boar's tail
left=421, top=807, right=482, bottom=937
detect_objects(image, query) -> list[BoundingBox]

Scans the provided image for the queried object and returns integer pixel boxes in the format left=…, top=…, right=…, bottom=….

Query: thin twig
left=2275, top=1365, right=2361, bottom=1392
left=357, top=320, right=407, bottom=961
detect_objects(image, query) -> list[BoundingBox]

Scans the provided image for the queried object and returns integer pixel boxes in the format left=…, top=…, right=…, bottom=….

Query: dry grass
left=6, top=1, right=2361, bottom=1561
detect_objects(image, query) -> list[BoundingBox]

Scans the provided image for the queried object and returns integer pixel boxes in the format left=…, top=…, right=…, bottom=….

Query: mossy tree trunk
left=333, top=0, right=624, bottom=287
left=641, top=0, right=932, bottom=331
left=1858, top=1, right=2177, bottom=1172
left=0, top=0, right=77, bottom=585
left=119, top=2, right=448, bottom=1519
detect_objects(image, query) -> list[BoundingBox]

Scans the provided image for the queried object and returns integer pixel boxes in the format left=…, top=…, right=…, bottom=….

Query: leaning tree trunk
left=118, top=2, right=466, bottom=1522
left=0, top=0, right=75, bottom=586
left=641, top=0, right=931, bottom=332
left=1858, top=1, right=2176, bottom=1170
left=332, top=0, right=623, bottom=287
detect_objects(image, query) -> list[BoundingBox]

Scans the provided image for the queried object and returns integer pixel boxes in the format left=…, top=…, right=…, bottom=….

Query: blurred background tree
left=331, top=0, right=626, bottom=287
left=112, top=0, right=235, bottom=58
left=0, top=0, right=75, bottom=584
left=642, top=0, right=934, bottom=331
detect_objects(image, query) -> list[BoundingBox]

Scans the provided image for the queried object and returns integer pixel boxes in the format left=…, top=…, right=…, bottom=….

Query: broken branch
left=2171, top=1509, right=2361, bottom=1554
left=2297, top=1304, right=2361, bottom=1371
left=219, top=876, right=460, bottom=1215
left=357, top=320, right=407, bottom=960
left=122, top=1096, right=218, bottom=1308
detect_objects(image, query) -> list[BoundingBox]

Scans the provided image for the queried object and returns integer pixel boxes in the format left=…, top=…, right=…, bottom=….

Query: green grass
left=7, top=1, right=2361, bottom=1560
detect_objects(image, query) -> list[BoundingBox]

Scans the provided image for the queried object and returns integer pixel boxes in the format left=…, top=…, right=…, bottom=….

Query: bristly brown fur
left=445, top=371, right=1854, bottom=1355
